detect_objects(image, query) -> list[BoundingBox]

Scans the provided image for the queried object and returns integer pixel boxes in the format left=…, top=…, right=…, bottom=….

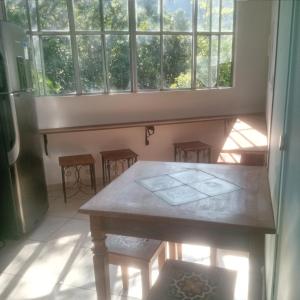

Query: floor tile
left=61, top=247, right=123, bottom=293
left=49, top=218, right=91, bottom=249
left=1, top=239, right=84, bottom=300
left=0, top=272, right=17, bottom=299
left=0, top=239, right=43, bottom=275
left=52, top=284, right=98, bottom=300
left=28, top=216, right=69, bottom=242
left=47, top=196, right=89, bottom=219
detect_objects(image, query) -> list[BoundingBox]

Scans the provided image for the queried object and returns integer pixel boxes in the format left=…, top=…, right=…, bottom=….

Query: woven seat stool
left=174, top=141, right=212, bottom=163
left=100, top=148, right=138, bottom=186
left=58, top=154, right=96, bottom=203
left=107, top=235, right=166, bottom=299
left=146, top=259, right=236, bottom=300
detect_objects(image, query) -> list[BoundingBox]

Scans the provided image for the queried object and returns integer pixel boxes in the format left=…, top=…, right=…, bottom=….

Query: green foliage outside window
left=4, top=0, right=234, bottom=96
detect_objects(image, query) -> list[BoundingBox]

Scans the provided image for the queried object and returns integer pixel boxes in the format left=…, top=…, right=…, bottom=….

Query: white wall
left=36, top=0, right=273, bottom=185
left=43, top=120, right=227, bottom=185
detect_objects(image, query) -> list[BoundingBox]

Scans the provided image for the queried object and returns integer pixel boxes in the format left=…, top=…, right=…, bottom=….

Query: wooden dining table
left=79, top=161, right=275, bottom=300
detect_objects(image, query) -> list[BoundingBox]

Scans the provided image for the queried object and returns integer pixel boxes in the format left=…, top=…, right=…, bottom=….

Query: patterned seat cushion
left=147, top=260, right=236, bottom=300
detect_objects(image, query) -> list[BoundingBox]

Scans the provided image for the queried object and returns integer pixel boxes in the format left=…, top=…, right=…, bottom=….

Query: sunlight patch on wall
left=218, top=118, right=267, bottom=164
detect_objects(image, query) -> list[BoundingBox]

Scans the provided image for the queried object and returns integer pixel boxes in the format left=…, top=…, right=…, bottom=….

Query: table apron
left=95, top=216, right=263, bottom=253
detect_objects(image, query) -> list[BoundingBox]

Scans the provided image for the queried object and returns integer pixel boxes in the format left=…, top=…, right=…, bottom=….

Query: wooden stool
left=58, top=154, right=96, bottom=203
left=219, top=149, right=267, bottom=166
left=146, top=259, right=236, bottom=300
left=100, top=148, right=138, bottom=186
left=174, top=141, right=212, bottom=163
left=107, top=235, right=166, bottom=299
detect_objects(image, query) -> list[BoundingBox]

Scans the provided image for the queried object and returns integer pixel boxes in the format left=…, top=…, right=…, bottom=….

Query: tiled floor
left=0, top=185, right=249, bottom=300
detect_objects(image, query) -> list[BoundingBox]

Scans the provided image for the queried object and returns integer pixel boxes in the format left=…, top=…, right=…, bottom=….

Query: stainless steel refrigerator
left=0, top=21, right=48, bottom=238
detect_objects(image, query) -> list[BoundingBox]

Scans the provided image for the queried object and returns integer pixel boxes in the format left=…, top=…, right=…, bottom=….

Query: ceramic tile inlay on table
left=137, top=169, right=241, bottom=206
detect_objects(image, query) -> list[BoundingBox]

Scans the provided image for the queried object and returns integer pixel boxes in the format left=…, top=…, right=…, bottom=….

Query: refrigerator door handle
left=7, top=93, right=20, bottom=165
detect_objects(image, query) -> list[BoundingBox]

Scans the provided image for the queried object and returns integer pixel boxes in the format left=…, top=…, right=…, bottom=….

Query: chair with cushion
left=146, top=259, right=236, bottom=300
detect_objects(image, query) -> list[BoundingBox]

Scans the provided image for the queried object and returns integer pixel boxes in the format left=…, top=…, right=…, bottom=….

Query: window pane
left=77, top=36, right=104, bottom=93
left=5, top=0, right=29, bottom=30
left=137, top=35, right=160, bottom=90
left=198, top=0, right=210, bottom=32
left=163, top=0, right=192, bottom=32
left=28, top=0, right=37, bottom=31
left=39, top=0, right=69, bottom=30
left=74, top=0, right=101, bottom=30
left=221, top=0, right=234, bottom=32
left=42, top=36, right=75, bottom=95
left=218, top=35, right=233, bottom=87
left=196, top=35, right=210, bottom=88
left=210, top=35, right=219, bottom=87
left=163, top=35, right=192, bottom=88
left=31, top=36, right=45, bottom=95
left=212, top=0, right=220, bottom=32
left=136, top=0, right=160, bottom=32
left=103, top=0, right=129, bottom=31
left=106, top=35, right=130, bottom=91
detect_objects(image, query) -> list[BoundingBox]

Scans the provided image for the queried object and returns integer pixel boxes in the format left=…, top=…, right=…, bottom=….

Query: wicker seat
left=107, top=235, right=166, bottom=298
left=146, top=260, right=236, bottom=300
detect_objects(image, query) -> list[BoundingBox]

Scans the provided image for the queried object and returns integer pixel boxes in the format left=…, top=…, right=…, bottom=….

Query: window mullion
left=208, top=0, right=213, bottom=88
left=66, top=0, right=81, bottom=95
left=24, top=0, right=31, bottom=31
left=25, top=0, right=38, bottom=94
left=231, top=0, right=237, bottom=87
left=160, top=0, right=163, bottom=90
left=128, top=0, right=137, bottom=92
left=216, top=0, right=222, bottom=87
left=192, top=0, right=198, bottom=89
left=1, top=0, right=7, bottom=20
left=99, top=0, right=109, bottom=94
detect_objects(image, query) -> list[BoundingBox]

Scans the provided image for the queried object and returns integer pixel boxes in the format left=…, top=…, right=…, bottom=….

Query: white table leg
left=248, top=235, right=265, bottom=300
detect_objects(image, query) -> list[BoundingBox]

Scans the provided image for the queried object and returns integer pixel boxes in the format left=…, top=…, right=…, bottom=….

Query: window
left=4, top=0, right=235, bottom=96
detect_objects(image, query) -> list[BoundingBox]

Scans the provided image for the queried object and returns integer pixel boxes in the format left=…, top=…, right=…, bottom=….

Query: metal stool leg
left=183, top=150, right=188, bottom=162
left=107, top=160, right=111, bottom=183
left=61, top=166, right=67, bottom=203
left=90, top=163, right=96, bottom=194
left=208, top=148, right=212, bottom=163
left=102, top=157, right=106, bottom=187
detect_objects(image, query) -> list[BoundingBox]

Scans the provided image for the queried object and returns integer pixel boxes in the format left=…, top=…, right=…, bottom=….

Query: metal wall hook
left=145, top=126, right=155, bottom=146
